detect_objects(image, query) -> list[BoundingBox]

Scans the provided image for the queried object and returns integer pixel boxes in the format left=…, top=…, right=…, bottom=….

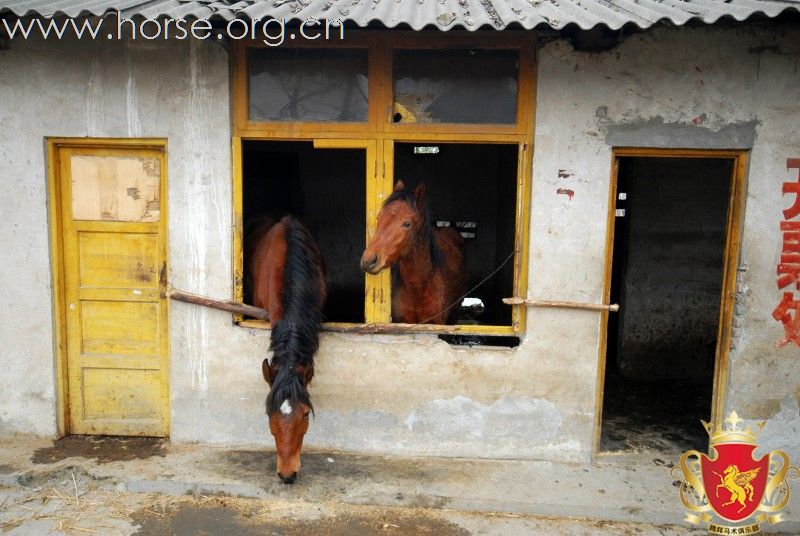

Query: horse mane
left=383, top=185, right=444, bottom=269
left=265, top=216, right=325, bottom=416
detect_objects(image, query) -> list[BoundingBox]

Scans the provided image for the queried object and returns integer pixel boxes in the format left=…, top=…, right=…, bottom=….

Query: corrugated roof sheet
left=1, top=0, right=798, bottom=30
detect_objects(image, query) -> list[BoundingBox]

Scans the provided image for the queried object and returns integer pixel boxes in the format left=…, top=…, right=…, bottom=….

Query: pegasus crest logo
left=672, top=411, right=799, bottom=534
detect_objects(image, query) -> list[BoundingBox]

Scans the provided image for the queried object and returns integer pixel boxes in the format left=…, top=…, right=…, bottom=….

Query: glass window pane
left=393, top=49, right=518, bottom=124
left=248, top=48, right=368, bottom=122
left=70, top=155, right=160, bottom=222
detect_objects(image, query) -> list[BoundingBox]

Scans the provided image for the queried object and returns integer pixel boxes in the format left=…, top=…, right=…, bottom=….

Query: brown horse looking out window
left=360, top=181, right=466, bottom=324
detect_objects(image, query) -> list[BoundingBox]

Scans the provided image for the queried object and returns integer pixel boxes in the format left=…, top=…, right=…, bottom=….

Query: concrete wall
left=1, top=21, right=799, bottom=463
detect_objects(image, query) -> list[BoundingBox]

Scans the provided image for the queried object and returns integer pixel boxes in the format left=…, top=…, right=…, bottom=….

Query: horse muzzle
left=360, top=253, right=382, bottom=274
left=278, top=471, right=298, bottom=485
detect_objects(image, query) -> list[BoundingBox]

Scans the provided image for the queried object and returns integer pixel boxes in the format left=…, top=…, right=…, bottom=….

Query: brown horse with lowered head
left=360, top=181, right=466, bottom=324
left=248, top=215, right=326, bottom=484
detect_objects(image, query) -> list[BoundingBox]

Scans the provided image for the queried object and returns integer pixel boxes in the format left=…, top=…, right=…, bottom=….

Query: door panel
left=79, top=300, right=160, bottom=356
left=58, top=146, right=169, bottom=437
left=77, top=232, right=159, bottom=288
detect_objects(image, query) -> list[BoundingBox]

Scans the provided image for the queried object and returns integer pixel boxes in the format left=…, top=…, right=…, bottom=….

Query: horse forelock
left=265, top=365, right=313, bottom=416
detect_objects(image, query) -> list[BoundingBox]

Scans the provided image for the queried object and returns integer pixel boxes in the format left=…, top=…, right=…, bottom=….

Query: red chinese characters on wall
left=773, top=158, right=800, bottom=347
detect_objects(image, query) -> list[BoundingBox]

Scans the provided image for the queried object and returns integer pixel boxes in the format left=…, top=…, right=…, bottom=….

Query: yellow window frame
left=232, top=31, right=536, bottom=336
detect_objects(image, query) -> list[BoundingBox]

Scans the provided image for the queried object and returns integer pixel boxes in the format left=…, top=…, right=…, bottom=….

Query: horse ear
left=394, top=180, right=406, bottom=192
left=262, top=359, right=275, bottom=385
left=298, top=364, right=314, bottom=386
left=414, top=182, right=426, bottom=206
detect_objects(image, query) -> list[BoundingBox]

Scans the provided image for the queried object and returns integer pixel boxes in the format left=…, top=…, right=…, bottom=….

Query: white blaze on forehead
left=280, top=399, right=292, bottom=415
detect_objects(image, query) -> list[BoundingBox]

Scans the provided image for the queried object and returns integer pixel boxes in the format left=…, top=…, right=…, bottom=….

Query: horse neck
left=397, top=229, right=435, bottom=293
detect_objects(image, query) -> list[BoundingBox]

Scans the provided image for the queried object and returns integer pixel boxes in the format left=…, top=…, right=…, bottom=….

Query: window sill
left=237, top=319, right=517, bottom=336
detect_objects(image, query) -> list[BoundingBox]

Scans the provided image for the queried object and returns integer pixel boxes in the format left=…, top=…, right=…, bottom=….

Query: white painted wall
left=1, top=21, right=798, bottom=463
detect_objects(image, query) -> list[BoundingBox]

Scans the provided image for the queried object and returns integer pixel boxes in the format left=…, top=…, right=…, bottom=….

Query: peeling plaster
left=182, top=39, right=225, bottom=395
left=755, top=397, right=800, bottom=462
left=730, top=262, right=751, bottom=352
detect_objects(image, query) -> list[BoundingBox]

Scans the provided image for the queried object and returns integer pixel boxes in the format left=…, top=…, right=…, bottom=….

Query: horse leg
left=737, top=495, right=748, bottom=513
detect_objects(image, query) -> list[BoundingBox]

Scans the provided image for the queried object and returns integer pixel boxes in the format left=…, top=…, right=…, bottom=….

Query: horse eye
left=303, top=411, right=310, bottom=418
left=402, top=221, right=412, bottom=228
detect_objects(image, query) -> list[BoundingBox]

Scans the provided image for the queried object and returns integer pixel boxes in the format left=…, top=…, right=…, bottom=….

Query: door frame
left=47, top=137, right=169, bottom=437
left=592, top=147, right=749, bottom=456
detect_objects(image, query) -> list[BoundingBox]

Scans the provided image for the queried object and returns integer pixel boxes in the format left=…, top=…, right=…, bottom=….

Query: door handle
left=159, top=262, right=167, bottom=298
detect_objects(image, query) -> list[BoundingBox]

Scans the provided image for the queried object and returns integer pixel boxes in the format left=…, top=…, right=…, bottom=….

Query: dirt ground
left=0, top=481, right=705, bottom=536
left=600, top=374, right=711, bottom=454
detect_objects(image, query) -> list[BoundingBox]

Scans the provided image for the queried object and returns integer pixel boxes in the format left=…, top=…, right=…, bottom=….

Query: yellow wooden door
left=58, top=145, right=169, bottom=436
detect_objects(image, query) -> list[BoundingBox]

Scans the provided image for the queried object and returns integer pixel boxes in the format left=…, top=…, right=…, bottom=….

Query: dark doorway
left=600, top=157, right=734, bottom=454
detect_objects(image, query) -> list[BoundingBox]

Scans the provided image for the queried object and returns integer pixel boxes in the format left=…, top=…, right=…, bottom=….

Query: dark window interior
left=393, top=143, right=518, bottom=326
left=439, top=334, right=521, bottom=348
left=601, top=157, right=733, bottom=454
left=242, top=141, right=366, bottom=323
left=241, top=141, right=519, bottom=329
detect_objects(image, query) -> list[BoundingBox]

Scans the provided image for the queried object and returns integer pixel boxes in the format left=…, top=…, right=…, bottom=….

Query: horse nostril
left=361, top=254, right=379, bottom=272
left=279, top=471, right=298, bottom=485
